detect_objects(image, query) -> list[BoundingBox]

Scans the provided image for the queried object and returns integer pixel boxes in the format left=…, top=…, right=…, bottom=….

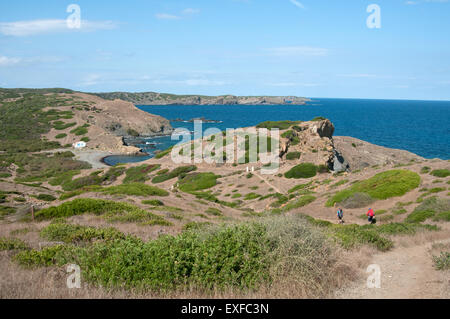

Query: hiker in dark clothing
left=337, top=208, right=344, bottom=224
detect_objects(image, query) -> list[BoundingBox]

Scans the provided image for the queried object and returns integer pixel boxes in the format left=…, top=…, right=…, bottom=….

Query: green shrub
left=311, top=116, right=326, bottom=121
left=40, top=223, right=126, bottom=243
left=177, top=173, right=219, bottom=192
left=55, top=133, right=67, bottom=139
left=256, top=120, right=300, bottom=130
left=154, top=146, right=173, bottom=159
left=53, top=121, right=76, bottom=130
left=433, top=211, right=450, bottom=221
left=152, top=165, right=197, bottom=184
left=244, top=193, right=261, bottom=200
left=329, top=225, right=393, bottom=251
left=406, top=196, right=450, bottom=223
left=420, top=166, right=431, bottom=174
left=0, top=237, right=29, bottom=251
left=282, top=195, right=316, bottom=211
left=70, top=126, right=88, bottom=136
left=288, top=182, right=312, bottom=193
left=326, top=170, right=420, bottom=207
left=430, top=169, right=450, bottom=178
left=433, top=252, right=450, bottom=270
left=156, top=169, right=169, bottom=175
left=142, top=199, right=164, bottom=206
left=123, top=164, right=160, bottom=184
left=286, top=152, right=301, bottom=160
left=205, top=207, right=222, bottom=216
left=284, top=163, right=317, bottom=179
left=14, top=215, right=338, bottom=293
left=36, top=194, right=56, bottom=202
left=317, top=164, right=329, bottom=174
left=101, top=183, right=169, bottom=197
left=34, top=198, right=168, bottom=226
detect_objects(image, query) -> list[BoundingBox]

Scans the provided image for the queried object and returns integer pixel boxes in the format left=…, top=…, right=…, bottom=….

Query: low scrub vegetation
left=430, top=169, right=450, bottom=178
left=177, top=172, right=220, bottom=192
left=123, top=164, right=160, bottom=184
left=286, top=152, right=301, bottom=160
left=0, top=237, right=29, bottom=251
left=152, top=165, right=197, bottom=184
left=40, top=223, right=126, bottom=244
left=34, top=198, right=169, bottom=226
left=284, top=163, right=317, bottom=179
left=256, top=120, right=300, bottom=130
left=406, top=196, right=450, bottom=223
left=13, top=215, right=346, bottom=297
left=101, top=183, right=169, bottom=197
left=326, top=170, right=420, bottom=207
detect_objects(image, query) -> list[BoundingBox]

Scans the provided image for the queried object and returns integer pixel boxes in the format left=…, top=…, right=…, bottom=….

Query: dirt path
left=336, top=238, right=450, bottom=299
left=254, top=172, right=283, bottom=194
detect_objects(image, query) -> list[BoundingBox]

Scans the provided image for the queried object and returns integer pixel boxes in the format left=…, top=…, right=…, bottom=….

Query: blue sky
left=0, top=0, right=449, bottom=100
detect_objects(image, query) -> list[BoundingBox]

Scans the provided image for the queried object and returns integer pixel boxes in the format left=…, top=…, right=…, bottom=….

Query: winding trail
left=336, top=238, right=450, bottom=299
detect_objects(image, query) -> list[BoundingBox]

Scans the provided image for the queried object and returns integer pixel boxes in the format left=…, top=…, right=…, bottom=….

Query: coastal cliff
left=92, top=91, right=310, bottom=105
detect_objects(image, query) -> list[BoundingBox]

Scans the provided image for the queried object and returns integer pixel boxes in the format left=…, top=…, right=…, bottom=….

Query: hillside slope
left=93, top=91, right=310, bottom=105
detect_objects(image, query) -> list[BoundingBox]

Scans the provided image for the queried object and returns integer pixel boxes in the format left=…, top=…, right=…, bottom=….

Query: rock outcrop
left=333, top=136, right=424, bottom=171
left=279, top=119, right=335, bottom=168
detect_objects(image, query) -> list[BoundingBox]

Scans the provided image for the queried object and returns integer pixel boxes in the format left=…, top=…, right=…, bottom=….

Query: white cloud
left=265, top=46, right=328, bottom=57
left=182, top=8, right=200, bottom=15
left=0, top=19, right=117, bottom=37
left=0, top=56, right=21, bottom=66
left=155, top=13, right=180, bottom=20
left=289, top=0, right=305, bottom=9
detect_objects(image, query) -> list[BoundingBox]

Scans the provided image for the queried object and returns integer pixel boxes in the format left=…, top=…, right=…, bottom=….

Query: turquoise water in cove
left=103, top=98, right=450, bottom=166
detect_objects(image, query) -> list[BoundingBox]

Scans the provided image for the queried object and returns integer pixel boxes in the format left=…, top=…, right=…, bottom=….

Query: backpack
left=337, top=210, right=343, bottom=218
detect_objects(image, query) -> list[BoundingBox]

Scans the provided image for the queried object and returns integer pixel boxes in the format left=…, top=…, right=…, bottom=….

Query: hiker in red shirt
left=367, top=208, right=375, bottom=223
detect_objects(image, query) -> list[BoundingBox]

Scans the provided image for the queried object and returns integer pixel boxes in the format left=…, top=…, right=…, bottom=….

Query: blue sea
left=103, top=98, right=450, bottom=166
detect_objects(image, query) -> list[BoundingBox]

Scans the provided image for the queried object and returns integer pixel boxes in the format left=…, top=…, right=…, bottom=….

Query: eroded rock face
left=280, top=119, right=335, bottom=168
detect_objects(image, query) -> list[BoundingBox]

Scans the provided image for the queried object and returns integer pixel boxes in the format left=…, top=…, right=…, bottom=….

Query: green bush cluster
left=284, top=163, right=317, bottom=179
left=123, top=164, right=160, bottom=184
left=101, top=183, right=169, bottom=197
left=286, top=152, right=301, bottom=160
left=34, top=198, right=168, bottom=226
left=0, top=237, right=29, bottom=251
left=326, top=170, right=420, bottom=207
left=142, top=199, right=164, bottom=206
left=14, top=215, right=338, bottom=294
left=430, top=169, right=450, bottom=178
left=40, top=223, right=126, bottom=244
left=177, top=173, right=219, bottom=192
left=256, top=120, right=300, bottom=130
left=406, top=196, right=450, bottom=223
left=152, top=165, right=197, bottom=183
